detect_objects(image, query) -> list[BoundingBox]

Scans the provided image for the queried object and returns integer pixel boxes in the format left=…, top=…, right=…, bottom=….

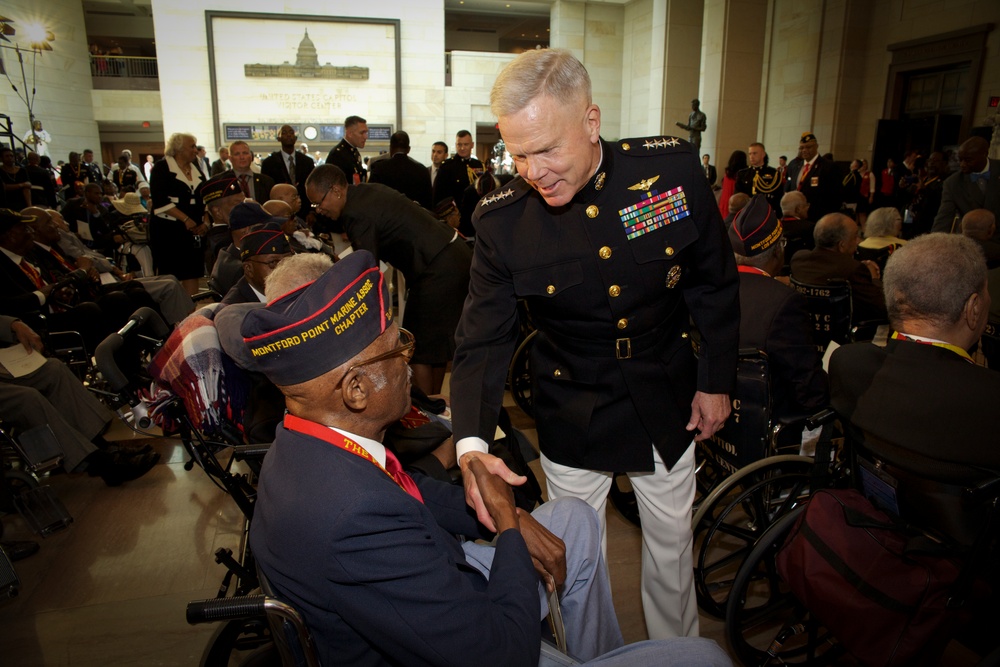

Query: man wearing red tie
left=783, top=132, right=842, bottom=221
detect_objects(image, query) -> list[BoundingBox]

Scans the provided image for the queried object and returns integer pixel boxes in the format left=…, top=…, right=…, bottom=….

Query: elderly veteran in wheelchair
left=242, top=250, right=730, bottom=666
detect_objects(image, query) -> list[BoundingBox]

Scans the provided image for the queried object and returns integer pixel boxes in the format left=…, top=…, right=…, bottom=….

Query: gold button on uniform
left=665, top=247, right=675, bottom=256
left=553, top=369, right=562, bottom=377
left=617, top=318, right=628, bottom=330
left=599, top=246, right=612, bottom=260
left=681, top=332, right=689, bottom=339
left=586, top=205, right=599, bottom=218
left=622, top=142, right=631, bottom=151
left=546, top=285, right=555, bottom=295
left=608, top=285, right=621, bottom=297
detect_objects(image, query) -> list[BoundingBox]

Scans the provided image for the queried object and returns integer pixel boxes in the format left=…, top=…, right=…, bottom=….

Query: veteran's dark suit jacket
left=738, top=271, right=828, bottom=419
left=368, top=153, right=433, bottom=209
left=250, top=425, right=539, bottom=667
left=790, top=248, right=887, bottom=324
left=830, top=338, right=1000, bottom=476
left=260, top=150, right=315, bottom=217
left=931, top=159, right=1000, bottom=236
left=784, top=156, right=843, bottom=221
left=451, top=137, right=740, bottom=472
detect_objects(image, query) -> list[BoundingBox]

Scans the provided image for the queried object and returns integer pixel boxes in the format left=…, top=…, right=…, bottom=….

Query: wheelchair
left=688, top=349, right=819, bottom=618
left=789, top=277, right=885, bottom=348
left=723, top=411, right=1000, bottom=666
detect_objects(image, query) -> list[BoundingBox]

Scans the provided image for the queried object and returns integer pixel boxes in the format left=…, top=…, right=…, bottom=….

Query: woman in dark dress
left=149, top=133, right=208, bottom=294
left=0, top=147, right=32, bottom=210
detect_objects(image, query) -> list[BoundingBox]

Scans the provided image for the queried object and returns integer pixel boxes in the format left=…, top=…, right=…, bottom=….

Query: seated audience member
left=267, top=185, right=338, bottom=258
left=779, top=190, right=815, bottom=255
left=729, top=196, right=828, bottom=420
left=961, top=209, right=1000, bottom=269
left=0, top=209, right=145, bottom=351
left=790, top=213, right=888, bottom=324
left=61, top=183, right=120, bottom=256
left=857, top=206, right=906, bottom=272
left=723, top=192, right=750, bottom=226
left=244, top=250, right=731, bottom=667
left=221, top=223, right=292, bottom=305
left=25, top=152, right=57, bottom=208
left=210, top=201, right=271, bottom=295
left=433, top=196, right=461, bottom=231
left=830, top=233, right=1000, bottom=474
left=0, top=315, right=159, bottom=485
left=200, top=172, right=246, bottom=273
left=24, top=207, right=194, bottom=325
left=107, top=192, right=154, bottom=277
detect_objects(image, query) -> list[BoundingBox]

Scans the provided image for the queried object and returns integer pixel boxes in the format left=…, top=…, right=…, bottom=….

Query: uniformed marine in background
left=450, top=49, right=740, bottom=640
left=735, top=141, right=783, bottom=212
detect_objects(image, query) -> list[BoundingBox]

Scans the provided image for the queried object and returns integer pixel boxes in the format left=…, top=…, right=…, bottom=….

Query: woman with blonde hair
left=148, top=133, right=208, bottom=294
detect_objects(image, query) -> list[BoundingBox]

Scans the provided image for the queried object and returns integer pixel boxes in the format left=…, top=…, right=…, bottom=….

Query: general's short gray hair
left=883, top=233, right=986, bottom=329
left=865, top=207, right=902, bottom=239
left=490, top=49, right=592, bottom=117
left=780, top=191, right=807, bottom=218
left=164, top=133, right=195, bottom=157
left=264, top=253, right=334, bottom=302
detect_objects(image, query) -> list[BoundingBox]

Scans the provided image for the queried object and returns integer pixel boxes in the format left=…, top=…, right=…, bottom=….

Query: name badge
left=810, top=176, right=819, bottom=188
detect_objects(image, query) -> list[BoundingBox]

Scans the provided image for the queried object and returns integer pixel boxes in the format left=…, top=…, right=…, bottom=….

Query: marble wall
left=0, top=0, right=100, bottom=162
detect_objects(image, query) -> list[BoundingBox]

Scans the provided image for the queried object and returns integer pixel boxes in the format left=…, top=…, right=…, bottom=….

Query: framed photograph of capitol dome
left=205, top=11, right=401, bottom=152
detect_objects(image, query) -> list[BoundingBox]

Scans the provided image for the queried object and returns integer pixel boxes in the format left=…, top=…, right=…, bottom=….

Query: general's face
left=499, top=94, right=601, bottom=208
left=431, top=144, right=448, bottom=166
left=346, top=122, right=369, bottom=149
left=748, top=145, right=765, bottom=168
left=278, top=125, right=297, bottom=147
left=454, top=136, right=474, bottom=159
left=229, top=144, right=253, bottom=171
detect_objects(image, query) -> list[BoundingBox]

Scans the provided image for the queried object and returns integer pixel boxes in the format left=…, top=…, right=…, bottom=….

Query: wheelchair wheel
left=507, top=331, right=536, bottom=418
left=199, top=616, right=274, bottom=667
left=4, top=469, right=39, bottom=496
left=725, top=505, right=844, bottom=666
left=691, top=455, right=813, bottom=619
left=693, top=441, right=727, bottom=511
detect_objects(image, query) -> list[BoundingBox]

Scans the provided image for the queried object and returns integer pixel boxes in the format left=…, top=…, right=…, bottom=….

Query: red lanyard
left=283, top=414, right=423, bottom=502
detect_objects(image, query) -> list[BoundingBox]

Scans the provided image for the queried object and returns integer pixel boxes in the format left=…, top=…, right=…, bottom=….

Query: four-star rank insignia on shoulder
left=617, top=135, right=689, bottom=155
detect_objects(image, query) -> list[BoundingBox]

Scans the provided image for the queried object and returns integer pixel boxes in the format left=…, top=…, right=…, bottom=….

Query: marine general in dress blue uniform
left=450, top=49, right=740, bottom=640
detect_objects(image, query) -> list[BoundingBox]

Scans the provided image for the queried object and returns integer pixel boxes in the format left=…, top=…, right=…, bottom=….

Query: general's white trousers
left=541, top=443, right=699, bottom=640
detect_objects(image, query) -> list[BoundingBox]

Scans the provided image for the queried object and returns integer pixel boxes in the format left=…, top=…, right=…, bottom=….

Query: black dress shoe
left=101, top=451, right=160, bottom=487
left=1, top=540, right=40, bottom=562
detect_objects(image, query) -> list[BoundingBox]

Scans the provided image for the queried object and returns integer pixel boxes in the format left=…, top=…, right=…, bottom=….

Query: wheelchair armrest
left=966, top=475, right=1000, bottom=505
left=186, top=595, right=266, bottom=624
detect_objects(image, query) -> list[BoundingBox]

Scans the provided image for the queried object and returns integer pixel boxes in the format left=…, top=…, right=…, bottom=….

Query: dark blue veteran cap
left=240, top=250, right=392, bottom=386
left=200, top=172, right=242, bottom=207
left=229, top=201, right=271, bottom=231
left=240, top=223, right=291, bottom=261
left=729, top=194, right=782, bottom=257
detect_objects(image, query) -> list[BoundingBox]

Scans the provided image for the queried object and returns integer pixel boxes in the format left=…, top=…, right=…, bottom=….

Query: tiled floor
left=0, top=397, right=986, bottom=666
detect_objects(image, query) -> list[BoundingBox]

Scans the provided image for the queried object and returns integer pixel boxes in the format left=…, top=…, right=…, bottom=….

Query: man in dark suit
left=729, top=196, right=828, bottom=420
left=790, top=212, right=887, bottom=324
left=932, top=137, right=1000, bottom=236
left=228, top=141, right=274, bottom=203
left=210, top=146, right=230, bottom=176
left=830, top=232, right=1000, bottom=474
left=449, top=49, right=739, bottom=640
left=245, top=250, right=730, bottom=667
left=220, top=223, right=291, bottom=305
left=305, top=165, right=472, bottom=397
left=324, top=115, right=368, bottom=185
left=367, top=131, right=433, bottom=209
left=701, top=154, right=718, bottom=189
left=429, top=140, right=448, bottom=188
left=432, top=129, right=484, bottom=206
left=261, top=125, right=315, bottom=218
left=784, top=132, right=842, bottom=221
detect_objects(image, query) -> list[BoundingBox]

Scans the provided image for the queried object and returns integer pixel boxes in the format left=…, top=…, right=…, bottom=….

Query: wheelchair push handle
left=94, top=307, right=169, bottom=393
left=186, top=595, right=266, bottom=624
